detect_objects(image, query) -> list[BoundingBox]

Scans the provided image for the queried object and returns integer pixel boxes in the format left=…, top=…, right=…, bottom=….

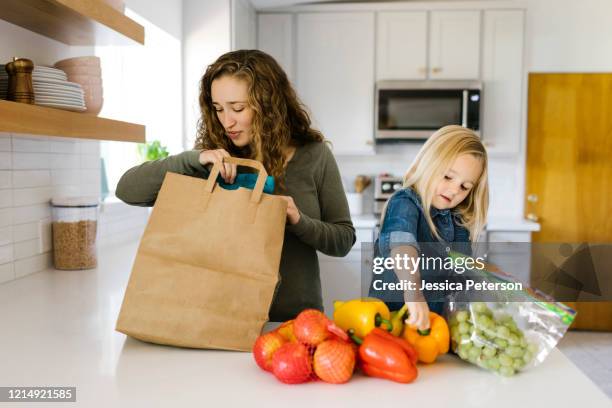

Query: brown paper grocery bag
left=116, top=157, right=287, bottom=351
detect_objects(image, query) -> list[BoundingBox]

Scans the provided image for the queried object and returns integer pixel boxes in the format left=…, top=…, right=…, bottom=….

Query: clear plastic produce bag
left=445, top=252, right=576, bottom=376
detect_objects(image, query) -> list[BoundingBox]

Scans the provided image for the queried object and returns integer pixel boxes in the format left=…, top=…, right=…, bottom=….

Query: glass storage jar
left=51, top=196, right=99, bottom=270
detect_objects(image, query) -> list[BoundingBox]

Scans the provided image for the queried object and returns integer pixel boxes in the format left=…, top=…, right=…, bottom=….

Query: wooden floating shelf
left=0, top=0, right=144, bottom=45
left=0, top=100, right=145, bottom=143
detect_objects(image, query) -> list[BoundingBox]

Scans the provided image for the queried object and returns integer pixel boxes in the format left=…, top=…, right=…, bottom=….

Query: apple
left=252, top=331, right=286, bottom=372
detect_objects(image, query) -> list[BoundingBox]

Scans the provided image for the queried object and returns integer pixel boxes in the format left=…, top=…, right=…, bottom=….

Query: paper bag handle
left=204, top=157, right=269, bottom=203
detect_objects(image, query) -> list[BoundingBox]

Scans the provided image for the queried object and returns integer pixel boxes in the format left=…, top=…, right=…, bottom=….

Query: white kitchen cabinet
left=319, top=226, right=375, bottom=316
left=257, top=13, right=294, bottom=80
left=376, top=12, right=428, bottom=80
left=481, top=10, right=525, bottom=154
left=296, top=13, right=375, bottom=155
left=429, top=10, right=481, bottom=79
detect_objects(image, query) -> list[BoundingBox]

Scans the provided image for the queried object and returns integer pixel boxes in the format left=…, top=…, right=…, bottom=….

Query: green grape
left=468, top=347, right=481, bottom=360
left=456, top=310, right=469, bottom=323
left=460, top=334, right=472, bottom=344
left=476, top=358, right=488, bottom=369
left=506, top=346, right=524, bottom=358
left=513, top=358, right=525, bottom=371
left=523, top=351, right=533, bottom=364
left=507, top=334, right=520, bottom=346
left=483, top=346, right=497, bottom=358
left=477, top=314, right=493, bottom=328
left=458, top=347, right=470, bottom=360
left=472, top=302, right=490, bottom=315
left=450, top=326, right=460, bottom=340
left=519, top=337, right=528, bottom=348
left=496, top=325, right=511, bottom=339
left=494, top=338, right=508, bottom=349
left=527, top=343, right=538, bottom=354
left=504, top=321, right=518, bottom=331
left=499, top=366, right=515, bottom=377
left=487, top=357, right=501, bottom=370
left=448, top=314, right=458, bottom=327
left=459, top=322, right=471, bottom=334
left=499, top=353, right=513, bottom=367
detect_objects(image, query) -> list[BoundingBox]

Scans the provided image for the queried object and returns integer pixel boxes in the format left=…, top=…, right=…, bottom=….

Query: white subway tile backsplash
left=80, top=169, right=100, bottom=185
left=0, top=135, right=11, bottom=152
left=51, top=169, right=80, bottom=186
left=0, top=208, right=12, bottom=228
left=0, top=244, right=14, bottom=264
left=52, top=185, right=82, bottom=197
left=40, top=218, right=52, bottom=253
left=80, top=154, right=101, bottom=169
left=0, top=226, right=12, bottom=246
left=12, top=152, right=50, bottom=170
left=0, top=263, right=14, bottom=284
left=0, top=171, right=13, bottom=188
left=13, top=222, right=38, bottom=242
left=12, top=136, right=51, bottom=153
left=12, top=187, right=53, bottom=206
left=0, top=189, right=12, bottom=208
left=14, top=238, right=40, bottom=260
left=12, top=204, right=51, bottom=225
left=79, top=140, right=101, bottom=155
left=50, top=154, right=80, bottom=169
left=0, top=152, right=11, bottom=169
left=49, top=140, right=80, bottom=154
left=13, top=170, right=51, bottom=188
left=14, top=252, right=51, bottom=279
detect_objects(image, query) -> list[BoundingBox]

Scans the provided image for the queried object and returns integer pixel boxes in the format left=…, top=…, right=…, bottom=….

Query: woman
left=116, top=50, right=355, bottom=321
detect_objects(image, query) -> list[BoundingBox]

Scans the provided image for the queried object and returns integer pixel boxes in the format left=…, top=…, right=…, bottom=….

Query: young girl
left=116, top=50, right=355, bottom=322
left=369, top=125, right=488, bottom=330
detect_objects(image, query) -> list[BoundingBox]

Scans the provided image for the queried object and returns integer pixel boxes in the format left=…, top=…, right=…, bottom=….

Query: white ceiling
left=250, top=0, right=479, bottom=10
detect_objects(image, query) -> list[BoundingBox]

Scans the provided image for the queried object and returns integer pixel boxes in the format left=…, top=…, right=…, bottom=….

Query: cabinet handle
left=418, top=67, right=427, bottom=74
left=526, top=213, right=539, bottom=222
left=432, top=67, right=442, bottom=74
left=527, top=194, right=539, bottom=203
left=366, top=139, right=374, bottom=146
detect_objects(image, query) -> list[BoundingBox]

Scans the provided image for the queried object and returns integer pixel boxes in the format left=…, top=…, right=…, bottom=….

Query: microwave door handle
left=461, top=90, right=468, bottom=127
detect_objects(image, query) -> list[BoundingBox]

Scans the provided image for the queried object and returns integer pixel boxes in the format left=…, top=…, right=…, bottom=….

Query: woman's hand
left=278, top=196, right=301, bottom=225
left=404, top=301, right=431, bottom=331
left=198, top=149, right=236, bottom=184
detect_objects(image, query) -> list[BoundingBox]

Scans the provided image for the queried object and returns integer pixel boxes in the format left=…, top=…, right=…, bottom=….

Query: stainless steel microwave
left=375, top=80, right=482, bottom=141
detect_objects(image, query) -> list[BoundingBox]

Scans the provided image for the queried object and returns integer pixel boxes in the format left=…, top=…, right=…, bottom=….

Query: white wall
left=183, top=0, right=232, bottom=149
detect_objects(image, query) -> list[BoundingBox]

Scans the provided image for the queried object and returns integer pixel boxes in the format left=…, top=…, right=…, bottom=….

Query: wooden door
left=429, top=10, right=481, bottom=79
left=526, top=73, right=612, bottom=330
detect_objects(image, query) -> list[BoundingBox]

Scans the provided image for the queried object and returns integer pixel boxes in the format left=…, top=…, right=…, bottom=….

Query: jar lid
left=51, top=196, right=100, bottom=208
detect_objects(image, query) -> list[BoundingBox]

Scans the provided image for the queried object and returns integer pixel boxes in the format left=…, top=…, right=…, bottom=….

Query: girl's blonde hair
left=383, top=125, right=489, bottom=242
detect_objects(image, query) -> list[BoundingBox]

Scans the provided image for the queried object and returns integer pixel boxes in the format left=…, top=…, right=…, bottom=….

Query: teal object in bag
left=217, top=173, right=275, bottom=194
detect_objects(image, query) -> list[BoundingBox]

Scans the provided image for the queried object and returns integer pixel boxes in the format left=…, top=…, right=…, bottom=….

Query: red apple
left=253, top=331, right=286, bottom=372
left=272, top=342, right=313, bottom=384
left=313, top=339, right=356, bottom=384
left=275, top=319, right=297, bottom=343
left=293, top=309, right=331, bottom=346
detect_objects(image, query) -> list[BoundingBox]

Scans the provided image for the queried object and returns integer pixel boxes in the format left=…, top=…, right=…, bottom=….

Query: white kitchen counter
left=0, top=242, right=609, bottom=408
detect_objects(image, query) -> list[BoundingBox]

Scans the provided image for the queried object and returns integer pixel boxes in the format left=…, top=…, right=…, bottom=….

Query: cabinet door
left=376, top=12, right=427, bottom=80
left=257, top=14, right=294, bottom=80
left=429, top=11, right=481, bottom=79
left=481, top=10, right=525, bottom=154
left=296, top=13, right=375, bottom=154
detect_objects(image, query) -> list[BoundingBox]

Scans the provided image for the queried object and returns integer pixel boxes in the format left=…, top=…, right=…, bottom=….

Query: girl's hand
left=404, top=301, right=431, bottom=331
left=199, top=149, right=236, bottom=184
left=278, top=196, right=301, bottom=225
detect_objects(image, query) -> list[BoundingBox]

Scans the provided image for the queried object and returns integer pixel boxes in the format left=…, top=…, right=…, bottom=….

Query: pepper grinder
left=6, top=57, right=34, bottom=104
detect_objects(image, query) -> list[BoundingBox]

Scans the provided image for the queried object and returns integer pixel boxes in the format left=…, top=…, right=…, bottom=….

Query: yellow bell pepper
left=389, top=304, right=408, bottom=336
left=333, top=298, right=392, bottom=339
left=402, top=311, right=450, bottom=364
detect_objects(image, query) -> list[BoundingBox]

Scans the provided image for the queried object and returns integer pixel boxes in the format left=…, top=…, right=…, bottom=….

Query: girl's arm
left=116, top=150, right=210, bottom=207
left=378, top=190, right=430, bottom=330
left=285, top=145, right=356, bottom=257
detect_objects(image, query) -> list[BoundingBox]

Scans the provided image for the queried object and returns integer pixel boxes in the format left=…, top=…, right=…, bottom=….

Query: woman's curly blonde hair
left=194, top=50, right=324, bottom=191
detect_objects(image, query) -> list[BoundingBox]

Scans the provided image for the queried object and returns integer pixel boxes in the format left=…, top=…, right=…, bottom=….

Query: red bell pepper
left=350, top=327, right=418, bottom=383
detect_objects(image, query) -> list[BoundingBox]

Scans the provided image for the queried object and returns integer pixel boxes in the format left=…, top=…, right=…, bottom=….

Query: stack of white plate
left=0, top=64, right=86, bottom=112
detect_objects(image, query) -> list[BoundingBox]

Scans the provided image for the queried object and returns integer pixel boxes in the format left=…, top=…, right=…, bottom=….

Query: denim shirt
left=368, top=187, right=472, bottom=313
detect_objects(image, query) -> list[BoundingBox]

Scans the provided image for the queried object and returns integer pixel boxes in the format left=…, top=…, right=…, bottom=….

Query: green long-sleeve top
left=116, top=141, right=356, bottom=321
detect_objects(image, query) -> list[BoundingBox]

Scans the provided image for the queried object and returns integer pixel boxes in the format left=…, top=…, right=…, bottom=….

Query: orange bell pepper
left=402, top=311, right=450, bottom=364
